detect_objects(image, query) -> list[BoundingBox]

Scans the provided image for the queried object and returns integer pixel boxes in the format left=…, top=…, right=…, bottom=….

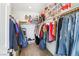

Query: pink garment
left=39, top=31, right=43, bottom=39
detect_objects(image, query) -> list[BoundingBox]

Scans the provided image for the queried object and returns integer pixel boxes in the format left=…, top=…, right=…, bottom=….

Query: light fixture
left=28, top=6, right=32, bottom=9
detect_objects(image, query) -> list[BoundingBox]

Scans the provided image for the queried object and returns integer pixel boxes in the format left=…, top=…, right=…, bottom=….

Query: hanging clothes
left=57, top=16, right=69, bottom=56
left=9, top=19, right=18, bottom=51
left=53, top=21, right=57, bottom=37
left=66, top=13, right=76, bottom=56
left=55, top=17, right=63, bottom=54
left=39, top=32, right=47, bottom=49
left=35, top=25, right=40, bottom=45
left=19, top=26, right=28, bottom=48
left=35, top=34, right=40, bottom=45
left=15, top=23, right=19, bottom=37
left=39, top=31, right=43, bottom=39
left=46, top=25, right=49, bottom=42
left=39, top=24, right=47, bottom=49
left=57, top=12, right=76, bottom=56
left=39, top=24, right=44, bottom=40
left=71, top=11, right=79, bottom=56
left=48, top=22, right=55, bottom=42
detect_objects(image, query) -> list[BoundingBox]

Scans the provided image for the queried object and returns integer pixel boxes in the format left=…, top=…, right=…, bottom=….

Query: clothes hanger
left=9, top=15, right=16, bottom=24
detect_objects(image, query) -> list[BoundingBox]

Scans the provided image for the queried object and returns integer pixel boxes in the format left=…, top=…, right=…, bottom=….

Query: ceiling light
left=29, top=6, right=32, bottom=9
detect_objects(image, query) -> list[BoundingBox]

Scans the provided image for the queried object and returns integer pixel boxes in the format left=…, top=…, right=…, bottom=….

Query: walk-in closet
left=0, top=3, right=79, bottom=56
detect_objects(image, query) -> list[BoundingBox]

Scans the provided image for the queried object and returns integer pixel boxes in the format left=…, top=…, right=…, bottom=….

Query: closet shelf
left=53, top=4, right=79, bottom=18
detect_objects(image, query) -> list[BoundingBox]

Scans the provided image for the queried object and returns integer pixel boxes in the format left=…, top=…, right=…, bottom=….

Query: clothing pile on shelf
left=9, top=15, right=28, bottom=56
left=55, top=11, right=79, bottom=56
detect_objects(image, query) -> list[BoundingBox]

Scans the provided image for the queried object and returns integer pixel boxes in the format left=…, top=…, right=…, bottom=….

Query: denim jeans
left=58, top=16, right=69, bottom=56
left=56, top=17, right=63, bottom=54
left=57, top=13, right=76, bottom=56
left=71, top=12, right=79, bottom=56
left=66, top=13, right=76, bottom=56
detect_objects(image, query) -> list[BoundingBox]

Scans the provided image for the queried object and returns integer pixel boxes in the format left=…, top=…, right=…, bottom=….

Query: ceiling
left=11, top=3, right=49, bottom=13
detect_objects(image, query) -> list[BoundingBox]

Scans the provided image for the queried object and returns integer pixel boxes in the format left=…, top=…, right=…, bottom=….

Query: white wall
left=11, top=10, right=39, bottom=22
left=0, top=3, right=5, bottom=55
left=21, top=24, right=36, bottom=39
left=46, top=41, right=56, bottom=55
left=0, top=3, right=10, bottom=55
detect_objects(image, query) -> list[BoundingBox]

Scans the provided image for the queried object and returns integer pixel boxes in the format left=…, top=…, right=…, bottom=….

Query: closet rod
left=61, top=7, right=79, bottom=16
left=54, top=7, right=79, bottom=19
